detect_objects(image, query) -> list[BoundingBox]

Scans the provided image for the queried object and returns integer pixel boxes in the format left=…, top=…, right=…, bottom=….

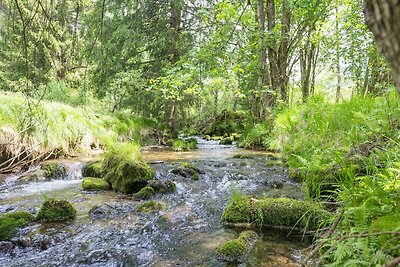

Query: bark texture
left=364, top=0, right=400, bottom=93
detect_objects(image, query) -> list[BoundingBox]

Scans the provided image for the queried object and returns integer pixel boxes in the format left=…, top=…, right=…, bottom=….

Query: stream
left=0, top=138, right=307, bottom=266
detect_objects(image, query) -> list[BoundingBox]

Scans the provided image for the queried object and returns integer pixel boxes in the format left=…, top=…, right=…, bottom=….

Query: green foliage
left=219, top=137, right=233, bottom=145
left=82, top=178, right=110, bottom=191
left=136, top=201, right=167, bottom=213
left=37, top=198, right=76, bottom=222
left=238, top=123, right=270, bottom=149
left=0, top=211, right=35, bottom=241
left=320, top=164, right=400, bottom=266
left=202, top=110, right=245, bottom=136
left=82, top=161, right=103, bottom=178
left=102, top=142, right=154, bottom=194
left=41, top=162, right=60, bottom=178
left=216, top=230, right=258, bottom=263
left=270, top=93, right=400, bottom=198
left=133, top=186, right=155, bottom=200
left=222, top=193, right=330, bottom=231
left=171, top=138, right=198, bottom=151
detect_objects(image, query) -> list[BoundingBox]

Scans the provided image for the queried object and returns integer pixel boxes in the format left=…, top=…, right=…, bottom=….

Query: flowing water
left=0, top=138, right=307, bottom=266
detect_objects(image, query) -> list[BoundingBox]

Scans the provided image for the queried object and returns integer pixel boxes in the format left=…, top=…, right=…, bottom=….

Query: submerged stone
left=136, top=201, right=166, bottom=213
left=82, top=161, right=103, bottom=178
left=171, top=162, right=203, bottom=180
left=37, top=198, right=76, bottom=222
left=0, top=241, right=15, bottom=254
left=222, top=196, right=329, bottom=231
left=147, top=179, right=176, bottom=193
left=0, top=211, right=35, bottom=241
left=82, top=177, right=110, bottom=191
left=233, top=154, right=255, bottom=159
left=216, top=230, right=258, bottom=263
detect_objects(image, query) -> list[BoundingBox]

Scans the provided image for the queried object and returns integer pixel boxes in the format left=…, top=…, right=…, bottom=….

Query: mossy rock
left=0, top=211, right=35, bottom=241
left=171, top=162, right=203, bottom=180
left=211, top=136, right=223, bottom=141
left=220, top=137, right=233, bottom=145
left=222, top=196, right=329, bottom=231
left=216, top=230, right=258, bottom=263
left=82, top=177, right=110, bottom=191
left=102, top=151, right=154, bottom=194
left=37, top=198, right=77, bottom=222
left=233, top=154, right=255, bottom=159
left=40, top=162, right=66, bottom=179
left=147, top=180, right=176, bottom=193
left=136, top=201, right=166, bottom=213
left=82, top=161, right=103, bottom=178
left=133, top=186, right=155, bottom=200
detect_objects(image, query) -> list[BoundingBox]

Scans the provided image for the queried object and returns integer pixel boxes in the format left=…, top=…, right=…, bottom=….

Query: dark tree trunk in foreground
left=364, top=0, right=400, bottom=93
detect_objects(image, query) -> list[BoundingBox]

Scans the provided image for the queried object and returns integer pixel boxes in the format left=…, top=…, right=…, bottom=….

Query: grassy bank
left=0, top=92, right=151, bottom=173
left=237, top=93, right=400, bottom=265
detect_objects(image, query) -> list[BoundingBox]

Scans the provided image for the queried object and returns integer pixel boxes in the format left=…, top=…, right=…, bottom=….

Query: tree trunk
left=335, top=5, right=341, bottom=103
left=170, top=1, right=182, bottom=63
left=364, top=0, right=400, bottom=93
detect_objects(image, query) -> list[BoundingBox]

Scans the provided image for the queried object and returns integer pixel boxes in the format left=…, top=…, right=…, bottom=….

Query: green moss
left=41, top=162, right=64, bottom=178
left=222, top=195, right=329, bottom=231
left=220, top=137, right=233, bottom=145
left=216, top=230, right=258, bottom=263
left=102, top=143, right=154, bottom=194
left=37, top=198, right=77, bottom=222
left=211, top=136, right=223, bottom=141
left=0, top=211, right=35, bottom=241
left=172, top=162, right=202, bottom=180
left=147, top=180, right=176, bottom=193
left=233, top=154, right=255, bottom=159
left=136, top=201, right=166, bottom=213
left=133, top=186, right=155, bottom=200
left=82, top=161, right=103, bottom=178
left=82, top=177, right=110, bottom=191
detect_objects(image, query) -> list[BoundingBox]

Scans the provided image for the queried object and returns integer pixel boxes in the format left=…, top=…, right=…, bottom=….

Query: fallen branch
left=301, top=209, right=344, bottom=266
left=383, top=257, right=400, bottom=267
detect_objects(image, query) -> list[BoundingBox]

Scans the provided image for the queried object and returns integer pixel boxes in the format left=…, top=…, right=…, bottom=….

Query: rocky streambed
left=0, top=138, right=307, bottom=266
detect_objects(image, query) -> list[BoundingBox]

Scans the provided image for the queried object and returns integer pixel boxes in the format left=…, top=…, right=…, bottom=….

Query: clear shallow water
left=0, top=139, right=306, bottom=267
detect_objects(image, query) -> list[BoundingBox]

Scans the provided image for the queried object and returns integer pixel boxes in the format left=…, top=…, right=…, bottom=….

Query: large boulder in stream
left=102, top=145, right=154, bottom=194
left=0, top=211, right=35, bottom=241
left=37, top=198, right=76, bottom=222
left=82, top=161, right=103, bottom=178
left=133, top=180, right=176, bottom=200
left=222, top=196, right=330, bottom=231
left=216, top=230, right=258, bottom=263
left=40, top=162, right=66, bottom=179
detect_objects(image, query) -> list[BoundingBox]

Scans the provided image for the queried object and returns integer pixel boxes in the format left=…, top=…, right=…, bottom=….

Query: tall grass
left=0, top=91, right=148, bottom=172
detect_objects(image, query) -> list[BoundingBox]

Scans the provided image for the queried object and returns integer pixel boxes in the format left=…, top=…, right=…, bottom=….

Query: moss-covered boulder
left=40, top=162, right=66, bottom=179
left=102, top=146, right=154, bottom=194
left=171, top=162, right=203, bottom=180
left=37, top=198, right=77, bottom=222
left=82, top=177, right=110, bottom=191
left=82, top=161, right=103, bottom=178
left=222, top=195, right=329, bottom=231
left=216, top=230, right=258, bottom=263
left=0, top=211, right=35, bottom=241
left=147, top=180, right=176, bottom=193
left=220, top=137, right=233, bottom=145
left=133, top=186, right=155, bottom=200
left=136, top=201, right=166, bottom=213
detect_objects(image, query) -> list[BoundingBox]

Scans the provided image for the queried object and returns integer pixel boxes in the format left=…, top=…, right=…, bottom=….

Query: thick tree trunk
left=364, top=0, right=400, bottom=93
left=170, top=1, right=182, bottom=63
